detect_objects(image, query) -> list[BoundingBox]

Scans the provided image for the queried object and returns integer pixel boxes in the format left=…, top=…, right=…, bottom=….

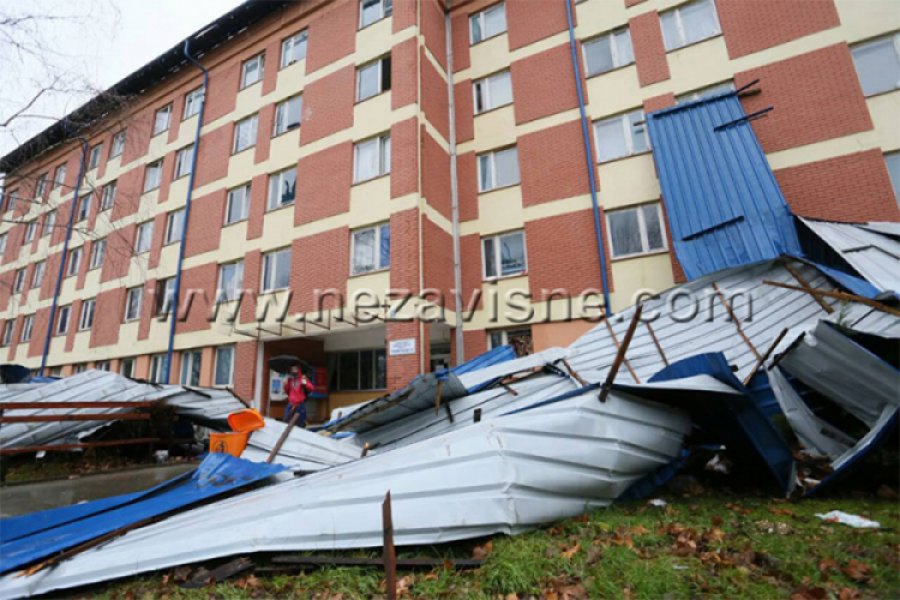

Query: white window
left=607, top=203, right=667, bottom=259
left=584, top=28, right=634, bottom=77
left=241, top=53, right=265, bottom=89
left=72, top=363, right=88, bottom=374
left=181, top=350, right=202, bottom=386
left=331, top=348, right=387, bottom=390
left=851, top=33, right=900, bottom=97
left=21, top=314, right=34, bottom=342
left=165, top=209, right=185, bottom=245
left=273, top=96, right=303, bottom=136
left=357, top=56, right=391, bottom=102
left=660, top=0, right=721, bottom=51
left=470, top=2, right=506, bottom=44
left=124, top=286, right=143, bottom=321
left=149, top=354, right=167, bottom=383
left=354, top=134, right=391, bottom=183
left=100, top=181, right=116, bottom=210
left=94, top=360, right=110, bottom=371
left=24, top=220, right=37, bottom=243
left=49, top=366, right=63, bottom=377
left=0, top=233, right=6, bottom=254
left=153, top=104, right=172, bottom=135
left=56, top=305, right=70, bottom=335
left=677, top=80, right=735, bottom=104
left=75, top=194, right=90, bottom=222
left=226, top=185, right=251, bottom=224
left=174, top=145, right=194, bottom=178
left=267, top=168, right=296, bottom=210
left=13, top=268, right=25, bottom=293
left=183, top=86, right=205, bottom=119
left=35, top=173, right=49, bottom=198
left=594, top=110, right=649, bottom=163
left=360, top=0, right=392, bottom=28
left=155, top=278, right=176, bottom=315
left=473, top=70, right=512, bottom=114
left=53, top=163, right=67, bottom=188
left=886, top=151, right=900, bottom=202
left=482, top=230, right=526, bottom=279
left=478, top=146, right=520, bottom=191
left=351, top=223, right=390, bottom=275
left=89, top=239, right=106, bottom=269
left=88, top=144, right=103, bottom=170
left=120, top=357, right=135, bottom=377
left=135, top=221, right=153, bottom=253
left=43, top=210, right=56, bottom=236
left=281, top=30, right=308, bottom=67
left=144, top=160, right=163, bottom=192
left=262, top=248, right=291, bottom=292
left=66, top=247, right=82, bottom=277
left=233, top=114, right=259, bottom=153
left=110, top=131, right=126, bottom=158
left=218, top=260, right=244, bottom=302
left=214, top=345, right=235, bottom=386
left=79, top=298, right=96, bottom=330
left=1, top=320, right=13, bottom=346
left=488, top=327, right=532, bottom=356
left=32, top=260, right=45, bottom=287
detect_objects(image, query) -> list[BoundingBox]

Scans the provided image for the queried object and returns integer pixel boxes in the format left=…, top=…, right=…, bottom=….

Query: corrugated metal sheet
left=646, top=93, right=802, bottom=279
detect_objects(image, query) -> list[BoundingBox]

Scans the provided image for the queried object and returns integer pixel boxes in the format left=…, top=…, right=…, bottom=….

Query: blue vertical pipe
left=564, top=0, right=612, bottom=315
left=40, top=135, right=88, bottom=375
left=163, top=40, right=209, bottom=383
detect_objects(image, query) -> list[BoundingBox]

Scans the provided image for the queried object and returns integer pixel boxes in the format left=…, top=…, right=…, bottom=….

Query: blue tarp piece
left=438, top=344, right=517, bottom=393
left=0, top=454, right=285, bottom=574
left=619, top=450, right=691, bottom=501
left=649, top=353, right=796, bottom=495
left=810, top=261, right=881, bottom=299
left=646, top=92, right=802, bottom=280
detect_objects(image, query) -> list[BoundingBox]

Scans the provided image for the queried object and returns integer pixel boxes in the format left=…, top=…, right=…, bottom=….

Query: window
left=473, top=70, right=512, bottom=114
left=886, top=151, right=900, bottom=201
left=330, top=348, right=387, bottom=391
left=79, top=298, right=96, bottom=330
left=149, top=354, right=167, bottom=383
left=470, top=2, right=506, bottom=44
left=110, top=131, right=126, bottom=158
left=72, top=363, right=87, bottom=374
left=241, top=53, right=265, bottom=89
left=75, top=194, right=90, bottom=222
left=181, top=350, right=202, bottom=386
left=483, top=230, right=526, bottom=279
left=155, top=278, right=175, bottom=315
left=594, top=110, right=649, bottom=162
left=66, top=247, right=82, bottom=277
left=583, top=28, right=634, bottom=77
left=851, top=33, right=900, bottom=97
left=43, top=209, right=56, bottom=236
left=360, top=0, right=392, bottom=28
left=183, top=86, right=205, bottom=119
left=214, top=346, right=235, bottom=386
left=56, top=305, right=70, bottom=335
left=357, top=56, right=391, bottom=101
left=267, top=168, right=296, bottom=210
left=351, top=223, right=390, bottom=275
left=32, top=260, right=45, bottom=287
left=1, top=320, right=13, bottom=346
left=88, top=144, right=103, bottom=169
left=273, top=96, right=303, bottom=136
left=53, top=163, right=67, bottom=188
left=353, top=134, right=391, bottom=182
left=49, top=366, right=63, bottom=377
left=124, top=286, right=143, bottom=321
left=165, top=209, right=185, bottom=245
left=153, top=104, right=172, bottom=135
left=478, top=146, right=520, bottom=191
left=144, top=159, right=163, bottom=192
left=13, top=268, right=25, bottom=293
left=35, top=173, right=49, bottom=198
left=262, top=248, right=291, bottom=292
left=120, top=357, right=135, bottom=378
left=281, top=30, right=308, bottom=67
left=225, top=184, right=251, bottom=224
left=94, top=360, right=110, bottom=371
left=135, top=221, right=153, bottom=253
left=24, top=220, right=37, bottom=243
left=100, top=181, right=116, bottom=210
left=607, top=203, right=666, bottom=258
left=0, top=233, right=6, bottom=254
left=488, top=327, right=532, bottom=357
left=218, top=260, right=244, bottom=302
left=174, top=145, right=194, bottom=178
left=677, top=80, right=735, bottom=104
left=21, top=315, right=34, bottom=342
left=233, top=114, right=259, bottom=153
left=89, top=239, right=106, bottom=269
left=660, top=0, right=721, bottom=51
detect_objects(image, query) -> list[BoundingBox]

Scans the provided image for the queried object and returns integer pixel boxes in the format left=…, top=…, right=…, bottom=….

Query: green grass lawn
left=86, top=493, right=899, bottom=600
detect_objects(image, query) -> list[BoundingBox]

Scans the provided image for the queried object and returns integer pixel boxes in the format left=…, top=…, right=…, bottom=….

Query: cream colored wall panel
left=472, top=105, right=517, bottom=152
left=147, top=132, right=169, bottom=158
left=467, top=34, right=511, bottom=81
left=235, top=82, right=265, bottom=118
left=356, top=17, right=393, bottom=63
left=598, top=153, right=660, bottom=209
left=836, top=0, right=900, bottom=44
left=269, top=132, right=301, bottom=165
left=609, top=252, right=674, bottom=312
left=168, top=178, right=190, bottom=207
left=175, top=114, right=201, bottom=147
left=585, top=66, right=642, bottom=119
left=353, top=92, right=395, bottom=139
left=259, top=205, right=296, bottom=252
left=575, top=0, right=630, bottom=39
left=157, top=245, right=180, bottom=276
left=349, top=176, right=392, bottom=227
left=273, top=61, right=308, bottom=100
left=522, top=194, right=593, bottom=223
left=228, top=148, right=257, bottom=184
left=465, top=274, right=530, bottom=329
left=662, top=36, right=732, bottom=97
left=347, top=270, right=390, bottom=315
left=477, top=186, right=524, bottom=235
left=869, top=92, right=900, bottom=152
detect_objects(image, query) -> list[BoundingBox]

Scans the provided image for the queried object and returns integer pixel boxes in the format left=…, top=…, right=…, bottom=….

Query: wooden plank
left=602, top=317, right=640, bottom=384
left=784, top=262, right=834, bottom=314
left=711, top=282, right=761, bottom=360
left=270, top=555, right=483, bottom=568
left=644, top=320, right=669, bottom=367
left=0, top=437, right=189, bottom=456
left=0, top=401, right=158, bottom=410
left=561, top=358, right=587, bottom=387
left=599, top=304, right=644, bottom=402
left=266, top=411, right=300, bottom=464
left=763, top=280, right=900, bottom=317
left=181, top=557, right=254, bottom=588
left=0, top=413, right=151, bottom=423
left=741, top=327, right=789, bottom=386
left=383, top=491, right=397, bottom=600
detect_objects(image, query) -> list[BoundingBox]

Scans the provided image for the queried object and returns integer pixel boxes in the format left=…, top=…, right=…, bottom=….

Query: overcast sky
left=0, top=0, right=243, bottom=158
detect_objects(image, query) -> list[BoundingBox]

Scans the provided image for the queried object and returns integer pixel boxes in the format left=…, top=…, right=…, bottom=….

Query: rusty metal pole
left=383, top=491, right=397, bottom=600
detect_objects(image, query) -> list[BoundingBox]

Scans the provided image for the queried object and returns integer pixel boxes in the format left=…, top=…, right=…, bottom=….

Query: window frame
left=180, top=349, right=203, bottom=386
left=174, top=144, right=194, bottom=179
left=35, top=173, right=49, bottom=198
left=218, top=260, right=245, bottom=302
left=353, top=133, right=391, bottom=183
left=100, top=181, right=116, bottom=211
left=273, top=95, right=303, bottom=136
left=164, top=209, right=185, bottom=245
left=149, top=354, right=167, bottom=384
left=53, top=163, right=67, bottom=188
left=225, top=184, right=251, bottom=224
left=13, top=268, right=25, bottom=293
left=477, top=146, right=521, bottom=192
left=143, top=159, right=163, bottom=192
left=359, top=0, right=393, bottom=29
left=79, top=298, right=96, bottom=331
left=183, top=86, right=205, bottom=119
left=0, top=233, right=7, bottom=254
left=233, top=114, right=259, bottom=154
left=331, top=348, right=387, bottom=391
left=75, top=194, right=91, bottom=222
left=32, top=260, right=45, bottom=287
left=21, top=314, right=34, bottom=342
left=43, top=209, right=56, bottom=236
left=261, top=248, right=292, bottom=293
left=593, top=109, right=649, bottom=163
left=280, top=30, right=309, bottom=68
left=134, top=221, right=153, bottom=253
left=155, top=278, right=176, bottom=316
left=240, top=53, right=265, bottom=89
left=56, top=305, right=70, bottom=336
left=1, top=320, right=13, bottom=346
left=214, top=345, right=235, bottom=387
left=482, top=229, right=527, bottom=280
left=88, top=144, right=103, bottom=170
left=851, top=32, right=900, bottom=98
left=605, top=202, right=668, bottom=260
left=351, top=222, right=391, bottom=275
left=66, top=246, right=82, bottom=277
left=24, top=220, right=37, bottom=243
left=120, top=357, right=135, bottom=378
left=473, top=69, right=513, bottom=114
left=582, top=27, right=635, bottom=77
left=469, top=2, right=507, bottom=45
left=660, top=0, right=721, bottom=52
left=153, top=104, right=173, bottom=136
left=89, top=238, right=106, bottom=270
left=356, top=56, right=391, bottom=102
left=267, top=168, right=297, bottom=210
left=110, top=131, right=126, bottom=158
left=124, top=286, right=143, bottom=322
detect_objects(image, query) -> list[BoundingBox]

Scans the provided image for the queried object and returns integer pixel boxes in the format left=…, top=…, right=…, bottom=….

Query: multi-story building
left=0, top=0, right=897, bottom=418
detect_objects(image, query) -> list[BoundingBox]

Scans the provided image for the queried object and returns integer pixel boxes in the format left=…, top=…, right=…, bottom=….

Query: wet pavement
left=0, top=462, right=196, bottom=517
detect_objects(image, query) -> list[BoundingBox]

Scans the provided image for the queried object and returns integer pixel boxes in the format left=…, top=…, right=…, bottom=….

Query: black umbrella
left=268, top=355, right=311, bottom=375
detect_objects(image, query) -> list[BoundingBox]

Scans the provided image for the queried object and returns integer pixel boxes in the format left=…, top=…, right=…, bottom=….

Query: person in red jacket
left=283, top=365, right=314, bottom=428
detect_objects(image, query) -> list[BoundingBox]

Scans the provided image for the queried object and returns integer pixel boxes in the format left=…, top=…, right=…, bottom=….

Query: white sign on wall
left=388, top=338, right=417, bottom=356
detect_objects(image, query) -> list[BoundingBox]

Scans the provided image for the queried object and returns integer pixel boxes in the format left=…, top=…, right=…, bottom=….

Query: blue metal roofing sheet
left=646, top=93, right=802, bottom=279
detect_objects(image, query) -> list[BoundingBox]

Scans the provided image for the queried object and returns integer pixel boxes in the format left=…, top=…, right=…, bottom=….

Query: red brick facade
left=629, top=11, right=670, bottom=87
left=518, top=120, right=591, bottom=207
left=718, top=0, right=840, bottom=59
left=511, top=44, right=579, bottom=125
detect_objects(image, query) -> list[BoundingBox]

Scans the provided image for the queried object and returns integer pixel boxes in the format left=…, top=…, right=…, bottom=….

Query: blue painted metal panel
left=0, top=454, right=284, bottom=574
left=440, top=345, right=517, bottom=392
left=646, top=93, right=802, bottom=279
left=811, top=261, right=881, bottom=299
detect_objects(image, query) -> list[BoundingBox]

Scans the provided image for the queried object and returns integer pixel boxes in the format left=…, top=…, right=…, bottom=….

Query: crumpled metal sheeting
left=240, top=418, right=361, bottom=469
left=0, top=390, right=690, bottom=598
left=163, top=387, right=247, bottom=425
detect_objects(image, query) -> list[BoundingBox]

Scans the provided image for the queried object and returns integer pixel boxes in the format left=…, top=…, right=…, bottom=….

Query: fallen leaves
left=472, top=540, right=493, bottom=561
left=840, top=559, right=872, bottom=583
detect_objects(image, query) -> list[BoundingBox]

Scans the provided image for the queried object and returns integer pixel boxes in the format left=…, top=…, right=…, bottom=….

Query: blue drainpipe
left=40, top=134, right=88, bottom=375
left=163, top=40, right=209, bottom=383
left=565, top=0, right=612, bottom=315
